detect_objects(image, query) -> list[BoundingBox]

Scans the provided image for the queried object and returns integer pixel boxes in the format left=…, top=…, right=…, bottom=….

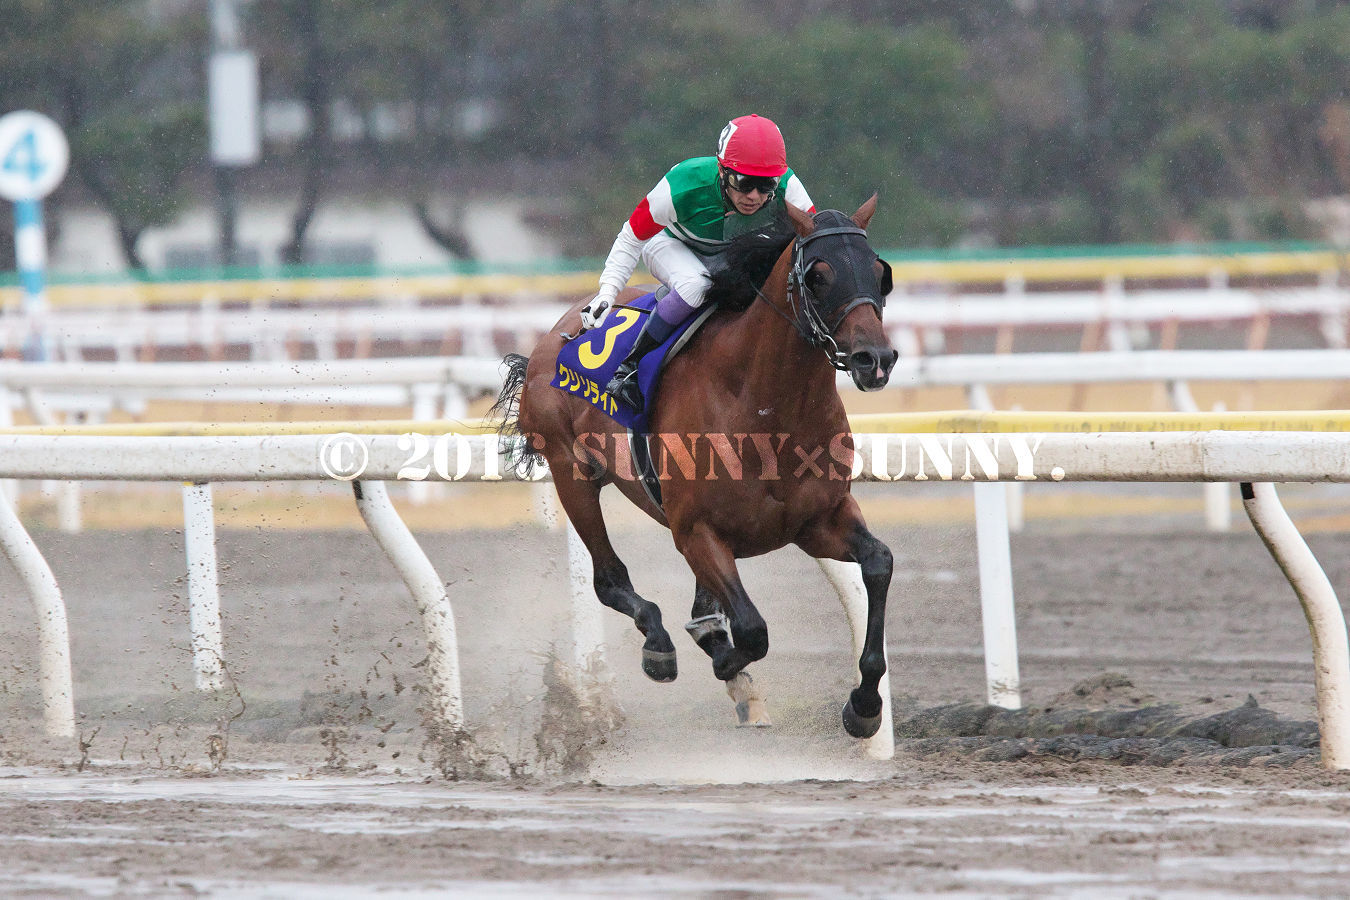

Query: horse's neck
left=739, top=266, right=837, bottom=406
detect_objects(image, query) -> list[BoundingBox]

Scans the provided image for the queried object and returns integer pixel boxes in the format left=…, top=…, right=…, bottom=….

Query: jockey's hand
left=580, top=295, right=612, bottom=330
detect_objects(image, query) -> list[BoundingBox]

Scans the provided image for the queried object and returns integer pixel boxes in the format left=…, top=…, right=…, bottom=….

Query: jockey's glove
left=580, top=294, right=613, bottom=330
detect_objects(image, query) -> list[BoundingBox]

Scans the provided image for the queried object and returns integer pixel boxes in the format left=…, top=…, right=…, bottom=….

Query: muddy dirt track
left=3, top=481, right=1350, bottom=896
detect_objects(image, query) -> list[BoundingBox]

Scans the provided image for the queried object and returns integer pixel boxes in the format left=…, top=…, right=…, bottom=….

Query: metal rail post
left=973, top=481, right=1022, bottom=709
left=965, top=383, right=1022, bottom=709
left=182, top=482, right=225, bottom=691
left=0, top=489, right=74, bottom=737
left=567, top=521, right=606, bottom=671
left=352, top=480, right=463, bottom=729
left=1242, top=482, right=1350, bottom=770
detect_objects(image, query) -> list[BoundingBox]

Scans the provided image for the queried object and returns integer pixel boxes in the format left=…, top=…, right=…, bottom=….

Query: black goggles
left=724, top=170, right=779, bottom=196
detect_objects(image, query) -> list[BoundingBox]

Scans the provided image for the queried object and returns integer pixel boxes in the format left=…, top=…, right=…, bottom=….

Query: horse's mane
left=704, top=214, right=795, bottom=313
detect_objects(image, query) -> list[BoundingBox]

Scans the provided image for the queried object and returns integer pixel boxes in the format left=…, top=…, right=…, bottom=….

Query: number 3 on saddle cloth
left=550, top=289, right=716, bottom=434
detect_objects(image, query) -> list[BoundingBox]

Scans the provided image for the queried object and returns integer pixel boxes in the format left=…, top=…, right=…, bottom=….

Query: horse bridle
left=779, top=214, right=890, bottom=371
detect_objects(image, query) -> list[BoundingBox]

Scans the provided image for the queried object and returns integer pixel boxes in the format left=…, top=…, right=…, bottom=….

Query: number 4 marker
left=3, top=130, right=45, bottom=182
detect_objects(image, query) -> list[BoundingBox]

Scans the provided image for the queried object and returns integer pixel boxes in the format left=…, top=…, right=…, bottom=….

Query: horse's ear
left=786, top=201, right=814, bottom=238
left=852, top=193, right=879, bottom=231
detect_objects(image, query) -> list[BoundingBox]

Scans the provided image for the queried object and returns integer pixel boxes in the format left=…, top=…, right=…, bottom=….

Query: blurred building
left=47, top=194, right=559, bottom=274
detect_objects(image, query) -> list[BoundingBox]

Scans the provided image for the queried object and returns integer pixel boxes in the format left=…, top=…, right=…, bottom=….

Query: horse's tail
left=487, top=353, right=544, bottom=475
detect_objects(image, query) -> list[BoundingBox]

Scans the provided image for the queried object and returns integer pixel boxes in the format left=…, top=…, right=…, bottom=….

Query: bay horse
left=492, top=197, right=898, bottom=740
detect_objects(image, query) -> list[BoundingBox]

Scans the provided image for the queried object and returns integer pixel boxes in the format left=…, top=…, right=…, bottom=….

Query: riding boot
left=605, top=308, right=678, bottom=409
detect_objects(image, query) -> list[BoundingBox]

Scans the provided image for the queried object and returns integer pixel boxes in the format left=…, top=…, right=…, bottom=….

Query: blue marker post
left=0, top=111, right=69, bottom=363
left=13, top=198, right=49, bottom=360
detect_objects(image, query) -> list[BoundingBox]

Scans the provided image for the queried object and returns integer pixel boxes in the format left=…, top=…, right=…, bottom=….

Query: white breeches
left=642, top=233, right=713, bottom=308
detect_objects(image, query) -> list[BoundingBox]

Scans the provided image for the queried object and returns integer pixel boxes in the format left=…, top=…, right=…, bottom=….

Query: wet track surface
left=2, top=484, right=1350, bottom=895
left=2, top=769, right=1350, bottom=896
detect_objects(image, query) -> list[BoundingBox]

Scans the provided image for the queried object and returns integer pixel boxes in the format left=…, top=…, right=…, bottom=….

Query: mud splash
left=898, top=674, right=1321, bottom=767
left=534, top=650, right=626, bottom=775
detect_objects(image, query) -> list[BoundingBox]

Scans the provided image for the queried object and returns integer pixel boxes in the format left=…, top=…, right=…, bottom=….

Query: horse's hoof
left=842, top=698, right=882, bottom=739
left=641, top=648, right=678, bottom=682
left=725, top=672, right=771, bottom=726
left=735, top=700, right=772, bottom=727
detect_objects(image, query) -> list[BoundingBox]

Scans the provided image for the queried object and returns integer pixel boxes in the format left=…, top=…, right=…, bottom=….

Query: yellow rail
left=891, top=249, right=1344, bottom=284
left=2, top=247, right=1343, bottom=309
left=0, top=419, right=497, bottom=437
left=885, top=249, right=1345, bottom=285
left=0, top=272, right=600, bottom=310
left=849, top=410, right=1350, bottom=433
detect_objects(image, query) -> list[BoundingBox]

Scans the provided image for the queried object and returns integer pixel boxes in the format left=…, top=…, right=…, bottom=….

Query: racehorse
left=491, top=197, right=898, bottom=740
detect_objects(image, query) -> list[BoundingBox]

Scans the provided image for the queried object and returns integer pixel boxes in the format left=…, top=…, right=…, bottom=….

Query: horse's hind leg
left=687, top=586, right=771, bottom=727
left=551, top=470, right=677, bottom=682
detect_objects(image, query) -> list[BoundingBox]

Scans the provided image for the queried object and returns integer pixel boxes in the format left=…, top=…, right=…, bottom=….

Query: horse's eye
left=806, top=263, right=832, bottom=292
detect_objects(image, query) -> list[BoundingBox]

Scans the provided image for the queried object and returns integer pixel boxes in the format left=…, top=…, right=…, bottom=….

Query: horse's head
left=785, top=197, right=897, bottom=391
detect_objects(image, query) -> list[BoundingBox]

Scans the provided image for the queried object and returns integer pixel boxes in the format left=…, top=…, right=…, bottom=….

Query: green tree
left=248, top=0, right=346, bottom=265
left=0, top=0, right=205, bottom=269
left=248, top=0, right=496, bottom=262
left=1109, top=2, right=1350, bottom=241
left=564, top=11, right=988, bottom=250
left=343, top=1, right=493, bottom=260
left=77, top=104, right=205, bottom=268
left=973, top=0, right=1350, bottom=244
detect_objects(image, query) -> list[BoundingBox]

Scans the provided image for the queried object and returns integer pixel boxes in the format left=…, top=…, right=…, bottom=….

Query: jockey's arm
left=596, top=221, right=646, bottom=306
left=783, top=174, right=815, bottom=216
left=587, top=195, right=669, bottom=327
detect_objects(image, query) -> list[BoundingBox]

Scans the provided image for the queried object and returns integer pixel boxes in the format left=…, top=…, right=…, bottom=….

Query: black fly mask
left=786, top=209, right=894, bottom=370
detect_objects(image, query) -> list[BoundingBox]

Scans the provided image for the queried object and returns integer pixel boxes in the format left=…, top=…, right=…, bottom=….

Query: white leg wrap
left=726, top=671, right=771, bottom=727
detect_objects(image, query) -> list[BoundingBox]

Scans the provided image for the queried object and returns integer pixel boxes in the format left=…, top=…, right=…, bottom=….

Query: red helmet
left=716, top=114, right=788, bottom=177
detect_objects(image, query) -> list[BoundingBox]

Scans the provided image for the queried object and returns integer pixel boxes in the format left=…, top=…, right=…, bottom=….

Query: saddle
left=551, top=287, right=716, bottom=508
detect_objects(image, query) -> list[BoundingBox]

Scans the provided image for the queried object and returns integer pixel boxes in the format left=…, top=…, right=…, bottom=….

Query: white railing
left=888, top=273, right=1348, bottom=354
left=887, top=347, right=1350, bottom=385
left=2, top=425, right=1349, bottom=768
left=3, top=272, right=1346, bottom=362
left=0, top=357, right=510, bottom=525
left=2, top=349, right=1347, bottom=533
left=2, top=348, right=1346, bottom=418
left=0, top=356, right=504, bottom=436
left=2, top=303, right=567, bottom=362
left=0, top=356, right=502, bottom=403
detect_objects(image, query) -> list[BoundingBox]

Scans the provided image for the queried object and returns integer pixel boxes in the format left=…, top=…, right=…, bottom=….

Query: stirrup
left=606, top=363, right=642, bottom=409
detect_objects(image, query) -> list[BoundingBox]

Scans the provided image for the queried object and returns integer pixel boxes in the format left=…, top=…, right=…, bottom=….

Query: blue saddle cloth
left=550, top=291, right=704, bottom=432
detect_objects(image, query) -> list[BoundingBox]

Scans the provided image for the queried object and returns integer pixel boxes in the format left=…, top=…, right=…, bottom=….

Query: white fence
left=2, top=426, right=1349, bottom=768
left=4, top=273, right=1348, bottom=362
left=3, top=349, right=1347, bottom=428
left=888, top=347, right=1350, bottom=386
left=0, top=357, right=502, bottom=421
left=3, top=303, right=566, bottom=363
left=2, top=349, right=1348, bottom=536
left=888, top=273, right=1349, bottom=355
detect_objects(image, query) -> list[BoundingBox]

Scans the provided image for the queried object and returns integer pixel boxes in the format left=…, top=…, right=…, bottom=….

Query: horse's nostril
left=850, top=351, right=876, bottom=373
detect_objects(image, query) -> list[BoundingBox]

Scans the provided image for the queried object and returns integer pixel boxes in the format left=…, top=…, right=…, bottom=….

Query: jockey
left=581, top=114, right=815, bottom=410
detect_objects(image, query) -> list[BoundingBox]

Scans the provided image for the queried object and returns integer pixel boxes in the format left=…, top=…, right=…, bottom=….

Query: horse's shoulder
left=665, top=306, right=738, bottom=369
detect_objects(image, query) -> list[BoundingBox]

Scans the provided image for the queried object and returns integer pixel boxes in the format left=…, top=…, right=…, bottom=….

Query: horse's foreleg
left=677, top=525, right=767, bottom=682
left=818, top=558, right=893, bottom=758
left=799, top=504, right=894, bottom=740
left=687, top=586, right=771, bottom=726
left=551, top=470, right=677, bottom=682
left=840, top=525, right=893, bottom=737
